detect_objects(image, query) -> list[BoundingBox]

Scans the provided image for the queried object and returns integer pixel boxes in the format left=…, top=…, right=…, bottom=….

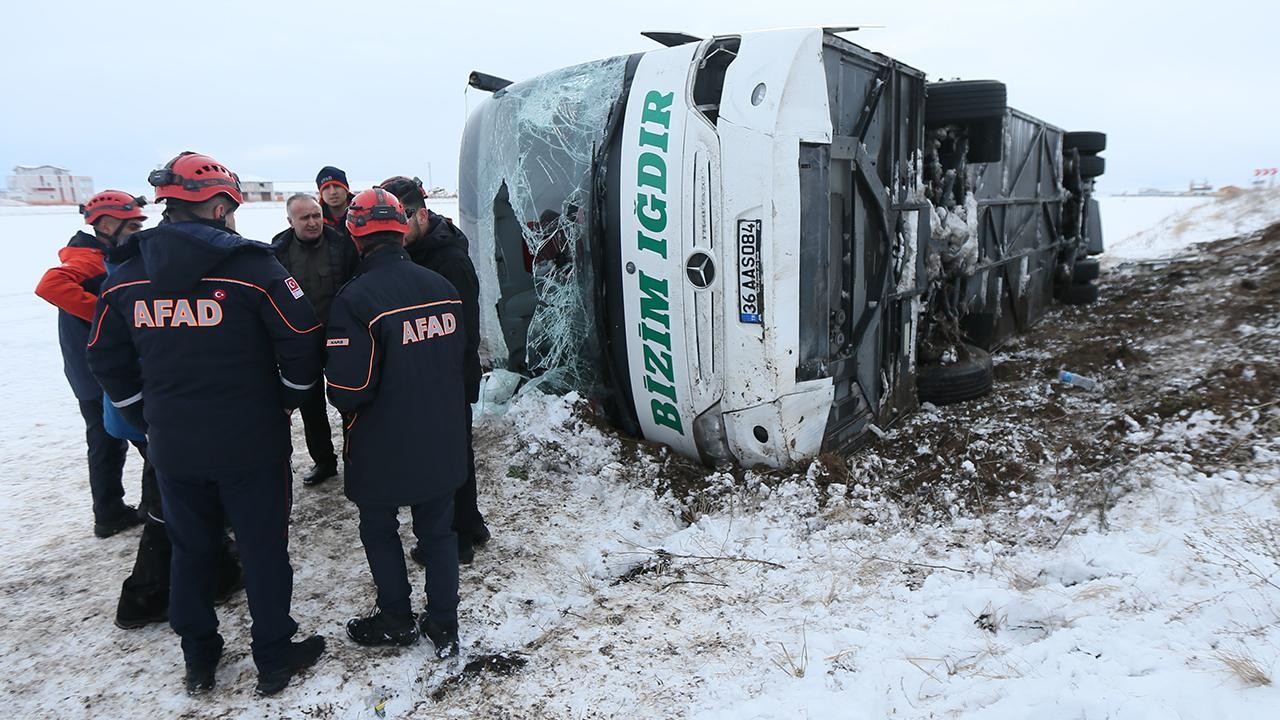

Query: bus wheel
left=1059, top=281, right=1100, bottom=305
left=916, top=344, right=994, bottom=405
left=1078, top=155, right=1106, bottom=178
left=1072, top=258, right=1101, bottom=284
left=1064, top=131, right=1107, bottom=154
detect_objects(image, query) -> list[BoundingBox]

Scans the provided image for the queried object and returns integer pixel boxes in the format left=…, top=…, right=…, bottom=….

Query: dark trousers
left=452, top=404, right=484, bottom=535
left=160, top=460, right=298, bottom=673
left=298, top=382, right=337, bottom=468
left=120, top=443, right=167, bottom=607
left=134, top=441, right=159, bottom=518
left=76, top=397, right=128, bottom=522
left=358, top=497, right=458, bottom=625
left=119, top=444, right=238, bottom=615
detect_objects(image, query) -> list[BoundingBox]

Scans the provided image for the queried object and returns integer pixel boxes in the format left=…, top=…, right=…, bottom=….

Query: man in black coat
left=87, top=151, right=326, bottom=697
left=380, top=176, right=488, bottom=566
left=325, top=188, right=466, bottom=658
left=271, top=194, right=358, bottom=486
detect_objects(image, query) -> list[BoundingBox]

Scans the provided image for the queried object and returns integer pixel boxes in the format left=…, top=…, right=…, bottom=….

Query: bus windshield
left=459, top=54, right=632, bottom=402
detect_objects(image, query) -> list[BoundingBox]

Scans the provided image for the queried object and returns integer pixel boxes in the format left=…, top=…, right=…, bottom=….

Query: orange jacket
left=35, top=231, right=109, bottom=322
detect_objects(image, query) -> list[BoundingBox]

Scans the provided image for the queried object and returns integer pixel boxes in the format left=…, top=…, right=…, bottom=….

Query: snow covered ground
left=1100, top=189, right=1280, bottom=261
left=2, top=194, right=1278, bottom=718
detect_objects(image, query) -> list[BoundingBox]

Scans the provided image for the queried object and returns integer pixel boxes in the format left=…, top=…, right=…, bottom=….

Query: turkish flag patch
left=285, top=277, right=305, bottom=299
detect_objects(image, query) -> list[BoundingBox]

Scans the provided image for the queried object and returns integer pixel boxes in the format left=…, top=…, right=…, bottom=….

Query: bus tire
left=1072, top=258, right=1100, bottom=284
left=924, top=80, right=1007, bottom=125
left=1064, top=131, right=1107, bottom=154
left=917, top=344, right=994, bottom=405
left=1078, top=155, right=1106, bottom=178
left=1059, top=281, right=1100, bottom=305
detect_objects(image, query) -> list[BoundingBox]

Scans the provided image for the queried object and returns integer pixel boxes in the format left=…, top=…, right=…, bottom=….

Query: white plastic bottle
left=1058, top=370, right=1101, bottom=392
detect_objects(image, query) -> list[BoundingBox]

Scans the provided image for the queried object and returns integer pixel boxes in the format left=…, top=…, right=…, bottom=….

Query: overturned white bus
left=459, top=28, right=1105, bottom=468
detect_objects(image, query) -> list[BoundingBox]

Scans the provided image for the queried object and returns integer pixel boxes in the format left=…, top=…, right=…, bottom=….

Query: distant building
left=7, top=165, right=93, bottom=205
left=236, top=174, right=275, bottom=203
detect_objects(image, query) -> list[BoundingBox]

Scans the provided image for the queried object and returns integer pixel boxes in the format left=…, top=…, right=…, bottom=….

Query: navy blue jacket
left=405, top=212, right=482, bottom=403
left=325, top=245, right=468, bottom=506
left=87, top=220, right=324, bottom=475
left=99, top=257, right=146, bottom=444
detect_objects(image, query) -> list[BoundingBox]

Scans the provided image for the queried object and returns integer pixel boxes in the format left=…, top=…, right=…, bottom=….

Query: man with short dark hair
left=316, top=166, right=353, bottom=240
left=88, top=151, right=326, bottom=697
left=36, top=190, right=150, bottom=538
left=380, top=176, right=489, bottom=565
left=326, top=188, right=467, bottom=658
left=271, top=194, right=357, bottom=486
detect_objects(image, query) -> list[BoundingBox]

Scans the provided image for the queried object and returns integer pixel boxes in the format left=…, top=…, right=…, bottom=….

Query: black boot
left=94, top=504, right=142, bottom=538
left=457, top=533, right=475, bottom=566
left=116, top=520, right=170, bottom=629
left=346, top=610, right=419, bottom=647
left=115, top=588, right=167, bottom=629
left=472, top=522, right=491, bottom=547
left=184, top=635, right=224, bottom=697
left=418, top=615, right=459, bottom=659
left=255, top=635, right=325, bottom=697
left=301, top=462, right=338, bottom=487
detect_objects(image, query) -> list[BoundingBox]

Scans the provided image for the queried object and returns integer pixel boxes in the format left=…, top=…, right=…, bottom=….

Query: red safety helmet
left=80, top=190, right=147, bottom=225
left=148, top=151, right=243, bottom=205
left=346, top=188, right=409, bottom=238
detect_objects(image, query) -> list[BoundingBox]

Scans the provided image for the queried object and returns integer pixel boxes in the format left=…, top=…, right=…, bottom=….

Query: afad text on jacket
left=87, top=220, right=324, bottom=475
left=325, top=245, right=468, bottom=507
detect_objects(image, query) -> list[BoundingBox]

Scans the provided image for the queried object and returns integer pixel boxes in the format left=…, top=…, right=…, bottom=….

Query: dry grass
left=1187, top=522, right=1280, bottom=592
left=972, top=602, right=1003, bottom=635
left=1073, top=583, right=1118, bottom=602
left=771, top=626, right=809, bottom=678
left=1215, top=648, right=1273, bottom=687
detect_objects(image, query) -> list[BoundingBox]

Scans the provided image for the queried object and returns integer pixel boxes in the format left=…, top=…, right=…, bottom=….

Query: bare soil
left=612, top=222, right=1280, bottom=530
left=853, top=222, right=1280, bottom=524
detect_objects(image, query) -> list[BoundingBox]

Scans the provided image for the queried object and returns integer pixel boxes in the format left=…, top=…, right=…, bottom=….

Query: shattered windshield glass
left=460, top=55, right=631, bottom=399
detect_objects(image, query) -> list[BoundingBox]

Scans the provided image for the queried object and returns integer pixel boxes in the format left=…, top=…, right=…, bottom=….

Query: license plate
left=737, top=219, right=762, bottom=324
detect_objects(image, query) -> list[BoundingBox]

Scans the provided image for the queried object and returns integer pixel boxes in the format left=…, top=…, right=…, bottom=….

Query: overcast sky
left=3, top=0, right=1276, bottom=194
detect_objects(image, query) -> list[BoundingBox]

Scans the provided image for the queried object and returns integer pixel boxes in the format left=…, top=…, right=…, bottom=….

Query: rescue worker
left=316, top=165, right=353, bottom=241
left=87, top=151, right=325, bottom=697
left=35, top=190, right=151, bottom=538
left=105, top=246, right=243, bottom=630
left=108, top=363, right=244, bottom=629
left=380, top=176, right=489, bottom=566
left=271, top=194, right=358, bottom=486
left=325, top=188, right=466, bottom=658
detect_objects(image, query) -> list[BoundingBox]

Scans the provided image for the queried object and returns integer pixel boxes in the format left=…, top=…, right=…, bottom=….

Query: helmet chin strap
left=97, top=219, right=128, bottom=246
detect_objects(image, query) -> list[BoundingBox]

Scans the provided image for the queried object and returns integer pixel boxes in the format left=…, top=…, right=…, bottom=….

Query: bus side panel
left=961, top=110, right=1065, bottom=349
left=815, top=37, right=926, bottom=457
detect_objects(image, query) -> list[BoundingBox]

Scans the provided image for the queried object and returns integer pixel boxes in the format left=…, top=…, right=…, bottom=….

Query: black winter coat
left=325, top=245, right=468, bottom=507
left=87, top=221, right=324, bottom=475
left=321, top=203, right=352, bottom=243
left=405, top=211, right=482, bottom=403
left=270, top=224, right=358, bottom=323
